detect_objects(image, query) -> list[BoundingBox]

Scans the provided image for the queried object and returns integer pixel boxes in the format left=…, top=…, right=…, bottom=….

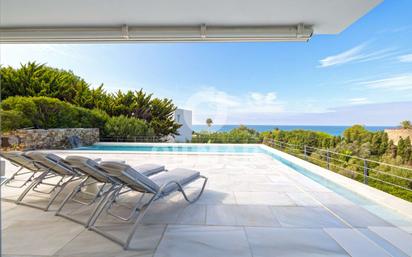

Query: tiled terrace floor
left=2, top=152, right=412, bottom=257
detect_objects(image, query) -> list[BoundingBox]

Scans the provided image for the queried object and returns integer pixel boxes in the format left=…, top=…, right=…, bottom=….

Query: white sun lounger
left=0, top=151, right=42, bottom=187
left=56, top=155, right=165, bottom=227
left=15, top=151, right=80, bottom=211
left=88, top=161, right=207, bottom=250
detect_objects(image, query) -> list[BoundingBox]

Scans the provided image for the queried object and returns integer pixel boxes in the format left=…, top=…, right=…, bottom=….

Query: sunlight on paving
left=2, top=152, right=412, bottom=257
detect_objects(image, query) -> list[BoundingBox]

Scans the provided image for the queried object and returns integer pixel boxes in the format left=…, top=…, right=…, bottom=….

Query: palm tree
left=401, top=120, right=411, bottom=129
left=206, top=118, right=213, bottom=133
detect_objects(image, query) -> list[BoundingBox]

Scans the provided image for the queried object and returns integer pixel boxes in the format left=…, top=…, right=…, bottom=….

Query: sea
left=192, top=125, right=395, bottom=136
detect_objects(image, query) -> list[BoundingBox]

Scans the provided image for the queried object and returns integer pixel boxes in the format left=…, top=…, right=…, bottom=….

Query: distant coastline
left=192, top=125, right=396, bottom=136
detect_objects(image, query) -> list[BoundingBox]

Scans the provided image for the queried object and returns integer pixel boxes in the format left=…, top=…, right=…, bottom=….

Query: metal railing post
left=363, top=159, right=369, bottom=184
left=304, top=145, right=307, bottom=160
left=326, top=150, right=330, bottom=170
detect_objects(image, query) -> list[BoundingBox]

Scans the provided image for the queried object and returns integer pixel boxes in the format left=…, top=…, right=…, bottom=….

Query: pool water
left=77, top=144, right=263, bottom=153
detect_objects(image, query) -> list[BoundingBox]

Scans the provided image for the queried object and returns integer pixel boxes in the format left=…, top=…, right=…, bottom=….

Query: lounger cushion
left=99, top=162, right=160, bottom=193
left=132, top=164, right=165, bottom=176
left=151, top=168, right=200, bottom=195
left=24, top=152, right=74, bottom=176
left=65, top=156, right=110, bottom=183
left=0, top=151, right=39, bottom=171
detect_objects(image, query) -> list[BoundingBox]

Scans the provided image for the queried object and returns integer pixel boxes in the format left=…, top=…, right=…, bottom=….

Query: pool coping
left=259, top=145, right=412, bottom=219
left=73, top=142, right=263, bottom=155
left=90, top=142, right=263, bottom=147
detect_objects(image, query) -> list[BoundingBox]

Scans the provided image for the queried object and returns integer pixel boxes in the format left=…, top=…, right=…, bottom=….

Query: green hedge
left=104, top=115, right=154, bottom=139
left=192, top=125, right=261, bottom=143
left=0, top=96, right=108, bottom=132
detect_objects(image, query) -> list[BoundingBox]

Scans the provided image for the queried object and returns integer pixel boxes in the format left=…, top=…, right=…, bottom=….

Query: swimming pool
left=77, top=143, right=263, bottom=153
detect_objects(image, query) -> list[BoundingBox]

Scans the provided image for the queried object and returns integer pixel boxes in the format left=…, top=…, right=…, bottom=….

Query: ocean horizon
left=192, top=125, right=396, bottom=136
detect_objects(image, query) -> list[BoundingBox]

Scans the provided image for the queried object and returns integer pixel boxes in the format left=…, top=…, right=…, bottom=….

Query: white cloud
left=0, top=44, right=94, bottom=68
left=377, top=26, right=412, bottom=34
left=358, top=74, right=412, bottom=91
left=246, top=92, right=283, bottom=113
left=348, top=98, right=371, bottom=105
left=399, top=53, right=412, bottom=63
left=318, top=43, right=395, bottom=68
left=183, top=87, right=284, bottom=124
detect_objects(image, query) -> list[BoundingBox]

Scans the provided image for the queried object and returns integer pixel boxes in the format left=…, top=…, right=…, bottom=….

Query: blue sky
left=1, top=0, right=412, bottom=126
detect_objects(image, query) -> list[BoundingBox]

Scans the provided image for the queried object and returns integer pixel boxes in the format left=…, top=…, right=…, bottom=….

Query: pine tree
left=387, top=140, right=397, bottom=158
left=398, top=138, right=406, bottom=163
left=403, top=137, right=412, bottom=163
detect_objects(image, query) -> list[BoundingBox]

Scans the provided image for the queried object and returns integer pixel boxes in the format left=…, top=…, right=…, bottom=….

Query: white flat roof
left=0, top=0, right=383, bottom=42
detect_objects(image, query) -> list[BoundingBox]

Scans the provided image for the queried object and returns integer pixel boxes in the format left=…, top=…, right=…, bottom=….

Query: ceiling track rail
left=0, top=24, right=313, bottom=43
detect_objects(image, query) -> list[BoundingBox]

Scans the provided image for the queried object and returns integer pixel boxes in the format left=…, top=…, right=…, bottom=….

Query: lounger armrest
left=94, top=158, right=126, bottom=164
left=109, top=160, right=126, bottom=164
left=9, top=162, right=20, bottom=167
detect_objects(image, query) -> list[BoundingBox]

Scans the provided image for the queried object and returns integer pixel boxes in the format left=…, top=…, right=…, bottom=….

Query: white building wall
left=174, top=109, right=192, bottom=142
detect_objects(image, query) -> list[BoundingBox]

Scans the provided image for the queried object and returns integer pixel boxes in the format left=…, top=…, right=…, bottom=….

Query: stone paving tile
left=154, top=225, right=252, bottom=257
left=399, top=226, right=412, bottom=234
left=205, top=205, right=237, bottom=226
left=271, top=206, right=347, bottom=228
left=2, top=219, right=84, bottom=256
left=206, top=204, right=280, bottom=226
left=1, top=254, right=55, bottom=257
left=245, top=227, right=349, bottom=257
left=358, top=228, right=410, bottom=257
left=191, top=189, right=237, bottom=205
left=267, top=175, right=294, bottom=185
left=234, top=191, right=296, bottom=206
left=55, top=225, right=165, bottom=257
left=308, top=192, right=354, bottom=205
left=2, top=203, right=63, bottom=230
left=325, top=204, right=391, bottom=228
left=235, top=205, right=281, bottom=227
left=324, top=228, right=391, bottom=257
left=175, top=204, right=207, bottom=225
left=285, top=192, right=322, bottom=206
left=54, top=230, right=125, bottom=257
left=141, top=202, right=188, bottom=225
left=368, top=226, right=412, bottom=256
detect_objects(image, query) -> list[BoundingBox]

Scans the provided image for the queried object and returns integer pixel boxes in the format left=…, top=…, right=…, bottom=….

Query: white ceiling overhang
left=0, top=0, right=383, bottom=43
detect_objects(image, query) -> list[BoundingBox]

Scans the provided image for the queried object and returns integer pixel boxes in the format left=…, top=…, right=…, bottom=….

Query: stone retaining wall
left=1, top=128, right=99, bottom=150
left=385, top=128, right=412, bottom=145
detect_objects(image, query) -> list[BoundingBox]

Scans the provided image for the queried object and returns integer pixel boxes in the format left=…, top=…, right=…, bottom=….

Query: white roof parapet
left=0, top=0, right=382, bottom=43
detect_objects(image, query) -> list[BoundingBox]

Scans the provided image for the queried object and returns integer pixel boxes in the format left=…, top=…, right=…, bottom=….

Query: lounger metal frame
left=55, top=159, right=121, bottom=226
left=56, top=176, right=119, bottom=227
left=55, top=158, right=165, bottom=228
left=89, top=174, right=207, bottom=250
left=0, top=153, right=42, bottom=188
left=15, top=154, right=81, bottom=211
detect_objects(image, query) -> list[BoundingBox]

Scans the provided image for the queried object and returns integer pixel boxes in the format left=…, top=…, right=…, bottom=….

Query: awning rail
left=0, top=24, right=313, bottom=43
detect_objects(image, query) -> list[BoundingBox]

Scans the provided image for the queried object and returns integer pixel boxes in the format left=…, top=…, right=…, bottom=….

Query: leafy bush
left=104, top=115, right=154, bottom=139
left=0, top=110, right=32, bottom=132
left=1, top=63, right=181, bottom=136
left=192, top=125, right=261, bottom=143
left=0, top=62, right=95, bottom=107
left=401, top=120, right=411, bottom=129
left=261, top=125, right=412, bottom=201
left=261, top=129, right=335, bottom=148
left=0, top=96, right=108, bottom=131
